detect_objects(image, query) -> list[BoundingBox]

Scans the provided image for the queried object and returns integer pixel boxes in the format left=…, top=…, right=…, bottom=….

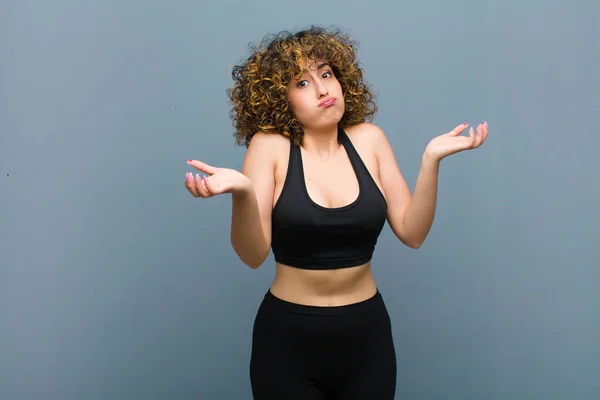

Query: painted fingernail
left=187, top=159, right=192, bottom=163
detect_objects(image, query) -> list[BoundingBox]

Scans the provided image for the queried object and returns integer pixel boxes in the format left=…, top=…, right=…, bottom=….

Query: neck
left=301, top=125, right=340, bottom=158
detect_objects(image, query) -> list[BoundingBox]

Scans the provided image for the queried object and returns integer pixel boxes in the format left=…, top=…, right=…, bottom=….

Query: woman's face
left=286, top=60, right=345, bottom=131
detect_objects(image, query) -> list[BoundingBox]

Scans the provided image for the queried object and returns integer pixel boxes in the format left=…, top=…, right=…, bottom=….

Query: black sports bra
left=271, top=127, right=388, bottom=270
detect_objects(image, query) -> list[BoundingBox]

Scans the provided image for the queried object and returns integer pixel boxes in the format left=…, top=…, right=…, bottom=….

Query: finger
left=474, top=124, right=483, bottom=147
left=187, top=160, right=217, bottom=175
left=479, top=123, right=488, bottom=146
left=468, top=127, right=475, bottom=146
left=195, top=173, right=211, bottom=198
left=185, top=172, right=200, bottom=197
left=448, top=123, right=469, bottom=136
left=201, top=174, right=212, bottom=195
left=482, top=121, right=488, bottom=143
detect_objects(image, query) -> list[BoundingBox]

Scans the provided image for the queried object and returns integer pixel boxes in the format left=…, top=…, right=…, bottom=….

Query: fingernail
left=187, top=159, right=192, bottom=163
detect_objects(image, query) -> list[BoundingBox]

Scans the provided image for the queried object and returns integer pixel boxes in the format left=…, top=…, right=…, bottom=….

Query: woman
left=184, top=26, right=488, bottom=400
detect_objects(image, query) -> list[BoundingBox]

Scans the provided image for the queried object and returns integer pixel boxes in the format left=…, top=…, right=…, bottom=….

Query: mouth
left=319, top=98, right=336, bottom=107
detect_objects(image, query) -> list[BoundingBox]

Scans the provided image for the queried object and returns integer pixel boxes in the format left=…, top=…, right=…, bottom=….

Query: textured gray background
left=1, top=0, right=599, bottom=399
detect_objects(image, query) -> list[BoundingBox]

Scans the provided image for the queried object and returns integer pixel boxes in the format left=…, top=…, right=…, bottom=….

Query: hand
left=184, top=159, right=251, bottom=198
left=425, top=122, right=488, bottom=162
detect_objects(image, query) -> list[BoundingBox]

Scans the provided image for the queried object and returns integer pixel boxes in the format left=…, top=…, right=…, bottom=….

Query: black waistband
left=263, top=289, right=383, bottom=316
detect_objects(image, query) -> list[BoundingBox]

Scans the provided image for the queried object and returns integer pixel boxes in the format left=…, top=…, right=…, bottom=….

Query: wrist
left=422, top=147, right=441, bottom=167
left=231, top=174, right=253, bottom=198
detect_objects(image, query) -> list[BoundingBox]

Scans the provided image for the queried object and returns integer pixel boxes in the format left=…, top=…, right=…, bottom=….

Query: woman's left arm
left=373, top=122, right=488, bottom=249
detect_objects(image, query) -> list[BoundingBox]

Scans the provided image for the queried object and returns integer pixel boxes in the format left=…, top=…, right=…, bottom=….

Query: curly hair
left=227, top=26, right=378, bottom=147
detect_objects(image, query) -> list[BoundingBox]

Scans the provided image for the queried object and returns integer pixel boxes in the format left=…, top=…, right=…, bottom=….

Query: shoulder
left=245, top=132, right=289, bottom=159
left=247, top=131, right=290, bottom=152
left=344, top=122, right=392, bottom=156
left=242, top=132, right=289, bottom=173
left=345, top=122, right=387, bottom=141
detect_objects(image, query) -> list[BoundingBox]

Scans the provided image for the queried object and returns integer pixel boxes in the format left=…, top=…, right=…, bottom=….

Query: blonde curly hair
left=227, top=26, right=378, bottom=147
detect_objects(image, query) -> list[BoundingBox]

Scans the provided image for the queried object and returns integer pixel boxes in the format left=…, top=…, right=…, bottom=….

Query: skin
left=184, top=58, right=489, bottom=306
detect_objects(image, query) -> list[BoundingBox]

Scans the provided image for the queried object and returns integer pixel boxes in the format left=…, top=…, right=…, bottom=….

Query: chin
left=326, top=112, right=343, bottom=125
left=333, top=109, right=345, bottom=123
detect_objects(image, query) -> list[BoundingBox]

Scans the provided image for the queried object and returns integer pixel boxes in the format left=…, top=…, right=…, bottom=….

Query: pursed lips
left=319, top=98, right=336, bottom=107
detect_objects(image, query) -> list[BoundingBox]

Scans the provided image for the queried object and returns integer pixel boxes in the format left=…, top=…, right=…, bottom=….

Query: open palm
left=426, top=122, right=488, bottom=161
left=184, top=160, right=250, bottom=198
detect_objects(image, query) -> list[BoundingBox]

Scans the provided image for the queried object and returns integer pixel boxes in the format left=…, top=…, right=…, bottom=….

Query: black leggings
left=250, top=290, right=397, bottom=399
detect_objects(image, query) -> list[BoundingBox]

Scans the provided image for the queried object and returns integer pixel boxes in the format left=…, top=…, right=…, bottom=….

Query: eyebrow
left=301, top=61, right=330, bottom=73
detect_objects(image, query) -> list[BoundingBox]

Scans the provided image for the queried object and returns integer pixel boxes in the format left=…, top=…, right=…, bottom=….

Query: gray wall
left=1, top=0, right=598, bottom=399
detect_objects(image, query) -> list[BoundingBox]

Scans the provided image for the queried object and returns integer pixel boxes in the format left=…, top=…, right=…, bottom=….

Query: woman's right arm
left=230, top=132, right=276, bottom=269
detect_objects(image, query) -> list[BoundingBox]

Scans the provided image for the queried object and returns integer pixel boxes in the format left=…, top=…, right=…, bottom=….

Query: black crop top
left=271, top=127, right=388, bottom=270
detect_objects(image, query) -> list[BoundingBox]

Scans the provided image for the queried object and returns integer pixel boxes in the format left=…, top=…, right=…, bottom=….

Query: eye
left=323, top=71, right=332, bottom=78
left=296, top=80, right=308, bottom=88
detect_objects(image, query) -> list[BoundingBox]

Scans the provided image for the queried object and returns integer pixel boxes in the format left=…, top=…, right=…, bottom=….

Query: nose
left=315, top=80, right=329, bottom=98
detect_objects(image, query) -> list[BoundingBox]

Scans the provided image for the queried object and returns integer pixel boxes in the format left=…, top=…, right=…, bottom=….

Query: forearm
left=230, top=186, right=270, bottom=268
left=401, top=152, right=440, bottom=248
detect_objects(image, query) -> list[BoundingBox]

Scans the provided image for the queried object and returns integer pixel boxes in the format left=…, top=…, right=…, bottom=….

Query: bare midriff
left=268, top=262, right=378, bottom=306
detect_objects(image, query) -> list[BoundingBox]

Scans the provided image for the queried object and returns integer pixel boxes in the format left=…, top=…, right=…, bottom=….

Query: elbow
left=392, top=217, right=424, bottom=250
left=394, top=225, right=426, bottom=249
left=406, top=241, right=423, bottom=249
left=230, top=236, right=270, bottom=269
left=244, top=258, right=265, bottom=269
left=233, top=246, right=269, bottom=269
left=397, top=234, right=424, bottom=249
